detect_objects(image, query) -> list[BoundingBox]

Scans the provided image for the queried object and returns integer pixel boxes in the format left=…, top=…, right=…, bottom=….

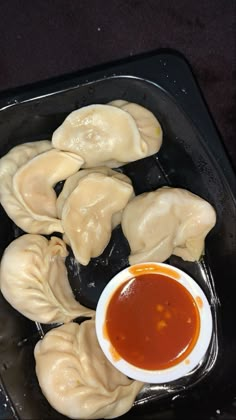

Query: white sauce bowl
left=95, top=262, right=213, bottom=383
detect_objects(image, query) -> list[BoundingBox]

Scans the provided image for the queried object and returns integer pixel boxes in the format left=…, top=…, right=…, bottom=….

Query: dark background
left=0, top=0, right=235, bottom=168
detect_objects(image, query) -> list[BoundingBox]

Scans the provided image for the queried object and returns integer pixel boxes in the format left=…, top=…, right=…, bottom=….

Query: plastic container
left=0, top=50, right=235, bottom=420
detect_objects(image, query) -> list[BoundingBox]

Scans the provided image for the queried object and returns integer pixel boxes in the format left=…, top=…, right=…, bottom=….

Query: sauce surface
left=105, top=273, right=200, bottom=370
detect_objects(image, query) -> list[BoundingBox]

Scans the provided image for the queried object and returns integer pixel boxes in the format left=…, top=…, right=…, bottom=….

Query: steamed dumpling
left=121, top=187, right=216, bottom=264
left=0, top=234, right=94, bottom=323
left=14, top=148, right=84, bottom=219
left=52, top=103, right=162, bottom=168
left=57, top=167, right=134, bottom=228
left=34, top=320, right=143, bottom=419
left=109, top=100, right=162, bottom=156
left=61, top=173, right=134, bottom=265
left=0, top=142, right=84, bottom=234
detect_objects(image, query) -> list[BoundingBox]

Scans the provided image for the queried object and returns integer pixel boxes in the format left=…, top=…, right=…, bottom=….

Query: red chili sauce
left=105, top=273, right=200, bottom=370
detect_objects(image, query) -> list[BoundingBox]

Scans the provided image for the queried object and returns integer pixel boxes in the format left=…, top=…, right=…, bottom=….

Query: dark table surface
left=0, top=1, right=235, bottom=419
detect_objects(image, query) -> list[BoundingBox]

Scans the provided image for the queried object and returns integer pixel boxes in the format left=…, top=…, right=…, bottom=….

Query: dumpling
left=121, top=187, right=216, bottom=264
left=34, top=320, right=143, bottom=419
left=0, top=141, right=53, bottom=230
left=0, top=141, right=84, bottom=234
left=61, top=173, right=134, bottom=265
left=57, top=167, right=134, bottom=228
left=0, top=234, right=94, bottom=323
left=14, top=149, right=84, bottom=220
left=109, top=99, right=162, bottom=156
left=52, top=103, right=162, bottom=168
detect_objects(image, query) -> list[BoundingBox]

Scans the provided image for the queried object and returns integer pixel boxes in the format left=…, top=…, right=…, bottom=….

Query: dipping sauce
left=105, top=273, right=200, bottom=370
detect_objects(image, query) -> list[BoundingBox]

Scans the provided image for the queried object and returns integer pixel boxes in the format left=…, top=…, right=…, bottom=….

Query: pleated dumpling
left=52, top=103, right=162, bottom=168
left=0, top=142, right=84, bottom=234
left=121, top=187, right=216, bottom=264
left=34, top=320, right=143, bottom=419
left=0, top=234, right=94, bottom=323
left=61, top=172, right=134, bottom=265
left=57, top=167, right=134, bottom=228
left=109, top=99, right=162, bottom=156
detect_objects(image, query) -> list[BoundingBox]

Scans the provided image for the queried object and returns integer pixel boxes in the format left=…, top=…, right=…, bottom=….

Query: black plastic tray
left=0, top=50, right=235, bottom=420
